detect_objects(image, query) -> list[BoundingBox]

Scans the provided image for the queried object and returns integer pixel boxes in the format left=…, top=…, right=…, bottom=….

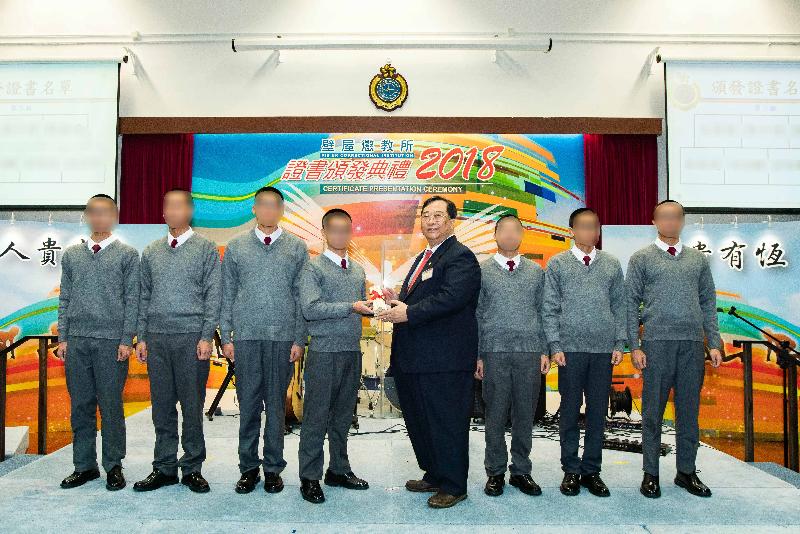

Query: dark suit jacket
left=389, top=235, right=481, bottom=374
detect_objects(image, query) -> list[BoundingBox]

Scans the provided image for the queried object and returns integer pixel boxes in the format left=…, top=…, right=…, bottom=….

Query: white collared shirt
left=571, top=245, right=597, bottom=265
left=254, top=225, right=283, bottom=244
left=425, top=234, right=454, bottom=255
left=168, top=227, right=194, bottom=248
left=494, top=252, right=521, bottom=271
left=654, top=237, right=683, bottom=254
left=323, top=249, right=349, bottom=269
left=87, top=233, right=117, bottom=252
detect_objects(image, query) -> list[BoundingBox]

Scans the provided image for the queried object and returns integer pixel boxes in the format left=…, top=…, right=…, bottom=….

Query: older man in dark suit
left=377, top=195, right=481, bottom=509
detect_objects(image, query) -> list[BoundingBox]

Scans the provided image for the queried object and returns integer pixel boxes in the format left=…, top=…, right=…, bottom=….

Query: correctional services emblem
left=369, top=63, right=408, bottom=112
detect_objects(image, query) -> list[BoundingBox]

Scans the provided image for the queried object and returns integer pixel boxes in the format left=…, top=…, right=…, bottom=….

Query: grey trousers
left=557, top=352, right=613, bottom=475
left=235, top=339, right=294, bottom=474
left=641, top=339, right=705, bottom=476
left=482, top=352, right=541, bottom=476
left=298, top=350, right=361, bottom=480
left=64, top=336, right=129, bottom=473
left=146, top=332, right=209, bottom=476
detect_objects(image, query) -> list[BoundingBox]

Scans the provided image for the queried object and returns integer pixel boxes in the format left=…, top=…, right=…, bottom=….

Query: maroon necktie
left=341, top=258, right=347, bottom=269
left=507, top=259, right=515, bottom=272
left=91, top=244, right=101, bottom=254
left=264, top=236, right=271, bottom=246
left=170, top=239, right=178, bottom=248
left=408, top=250, right=433, bottom=288
left=583, top=255, right=591, bottom=266
left=667, top=246, right=677, bottom=256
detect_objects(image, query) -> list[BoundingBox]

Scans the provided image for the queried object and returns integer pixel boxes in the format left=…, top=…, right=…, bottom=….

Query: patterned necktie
left=264, top=236, right=271, bottom=246
left=408, top=250, right=433, bottom=288
left=341, top=258, right=347, bottom=269
left=583, top=255, right=591, bottom=266
left=667, top=246, right=677, bottom=256
left=170, top=239, right=178, bottom=249
left=91, top=244, right=101, bottom=254
left=507, top=259, right=515, bottom=272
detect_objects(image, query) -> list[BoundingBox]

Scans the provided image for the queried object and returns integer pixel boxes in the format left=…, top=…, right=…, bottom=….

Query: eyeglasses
left=421, top=211, right=449, bottom=222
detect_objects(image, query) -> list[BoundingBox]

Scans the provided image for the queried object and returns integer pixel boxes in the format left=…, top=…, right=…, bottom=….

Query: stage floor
left=0, top=391, right=799, bottom=533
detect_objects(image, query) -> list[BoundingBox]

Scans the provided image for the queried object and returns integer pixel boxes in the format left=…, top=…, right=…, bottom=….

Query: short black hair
left=164, top=188, right=193, bottom=205
left=322, top=208, right=352, bottom=228
left=421, top=195, right=457, bottom=219
left=494, top=213, right=522, bottom=231
left=569, top=207, right=598, bottom=228
left=653, top=199, right=685, bottom=217
left=89, top=193, right=116, bottom=205
left=254, top=186, right=284, bottom=202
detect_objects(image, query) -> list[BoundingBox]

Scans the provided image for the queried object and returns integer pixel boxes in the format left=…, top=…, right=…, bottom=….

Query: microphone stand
left=722, top=306, right=799, bottom=471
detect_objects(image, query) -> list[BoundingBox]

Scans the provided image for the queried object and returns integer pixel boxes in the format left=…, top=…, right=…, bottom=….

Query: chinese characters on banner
left=692, top=238, right=788, bottom=271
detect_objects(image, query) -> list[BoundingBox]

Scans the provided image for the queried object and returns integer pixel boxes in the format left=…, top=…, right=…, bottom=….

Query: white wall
left=1, top=0, right=799, bottom=221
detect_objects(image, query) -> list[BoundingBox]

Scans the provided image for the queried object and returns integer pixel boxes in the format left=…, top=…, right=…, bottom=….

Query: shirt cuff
left=548, top=341, right=563, bottom=355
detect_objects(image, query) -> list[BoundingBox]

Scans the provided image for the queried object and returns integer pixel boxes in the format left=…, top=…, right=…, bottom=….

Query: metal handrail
left=0, top=335, right=58, bottom=461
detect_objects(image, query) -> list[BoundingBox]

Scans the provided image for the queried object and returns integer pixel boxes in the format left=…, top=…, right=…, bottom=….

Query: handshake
left=353, top=286, right=408, bottom=324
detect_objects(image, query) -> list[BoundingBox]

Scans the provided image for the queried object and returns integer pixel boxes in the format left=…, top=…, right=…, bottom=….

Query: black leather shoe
left=640, top=473, right=661, bottom=498
left=559, top=472, right=581, bottom=496
left=484, top=474, right=504, bottom=496
left=263, top=471, right=284, bottom=493
left=509, top=474, right=541, bottom=496
left=300, top=478, right=325, bottom=504
left=580, top=473, right=610, bottom=497
left=60, top=468, right=101, bottom=489
left=181, top=472, right=210, bottom=493
left=324, top=470, right=369, bottom=490
left=235, top=468, right=260, bottom=494
left=674, top=471, right=712, bottom=497
left=106, top=465, right=126, bottom=491
left=133, top=468, right=179, bottom=492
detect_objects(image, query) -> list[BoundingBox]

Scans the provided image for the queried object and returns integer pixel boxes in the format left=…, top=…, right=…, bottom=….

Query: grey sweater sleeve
left=534, top=270, right=547, bottom=355
left=121, top=248, right=141, bottom=346
left=220, top=245, right=238, bottom=345
left=625, top=253, right=645, bottom=350
left=201, top=243, right=222, bottom=342
left=300, top=263, right=353, bottom=320
left=611, top=262, right=627, bottom=352
left=292, top=245, right=310, bottom=346
left=57, top=251, right=72, bottom=342
left=136, top=251, right=152, bottom=343
left=542, top=264, right=563, bottom=355
left=698, top=257, right=722, bottom=350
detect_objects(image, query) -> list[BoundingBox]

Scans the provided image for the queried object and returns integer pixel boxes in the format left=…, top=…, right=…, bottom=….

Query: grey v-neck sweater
left=542, top=249, right=626, bottom=355
left=57, top=239, right=140, bottom=346
left=220, top=229, right=309, bottom=346
left=137, top=233, right=221, bottom=342
left=625, top=243, right=722, bottom=350
left=299, top=254, right=367, bottom=352
left=476, top=256, right=546, bottom=354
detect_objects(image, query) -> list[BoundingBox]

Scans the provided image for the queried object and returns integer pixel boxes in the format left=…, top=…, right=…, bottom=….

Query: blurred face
left=420, top=199, right=454, bottom=245
left=322, top=214, right=352, bottom=251
left=163, top=191, right=193, bottom=230
left=652, top=202, right=685, bottom=239
left=570, top=211, right=600, bottom=248
left=252, top=191, right=284, bottom=227
left=84, top=197, right=117, bottom=234
left=494, top=217, right=523, bottom=252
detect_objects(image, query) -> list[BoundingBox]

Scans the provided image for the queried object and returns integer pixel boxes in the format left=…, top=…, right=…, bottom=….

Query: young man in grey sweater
left=542, top=207, right=626, bottom=498
left=297, top=208, right=374, bottom=504
left=133, top=189, right=221, bottom=494
left=221, top=186, right=309, bottom=495
left=474, top=214, right=550, bottom=498
left=55, top=194, right=140, bottom=491
left=626, top=200, right=723, bottom=499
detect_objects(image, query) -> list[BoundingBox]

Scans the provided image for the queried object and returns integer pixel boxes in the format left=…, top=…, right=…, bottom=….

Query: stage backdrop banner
left=190, top=133, right=586, bottom=288
left=604, top=222, right=800, bottom=447
left=0, top=222, right=164, bottom=453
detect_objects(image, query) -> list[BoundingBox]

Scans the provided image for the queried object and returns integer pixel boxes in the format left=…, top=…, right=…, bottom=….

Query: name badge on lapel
left=420, top=268, right=433, bottom=282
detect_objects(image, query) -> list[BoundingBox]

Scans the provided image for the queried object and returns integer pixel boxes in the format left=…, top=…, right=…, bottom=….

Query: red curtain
left=119, top=134, right=194, bottom=224
left=583, top=133, right=658, bottom=227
